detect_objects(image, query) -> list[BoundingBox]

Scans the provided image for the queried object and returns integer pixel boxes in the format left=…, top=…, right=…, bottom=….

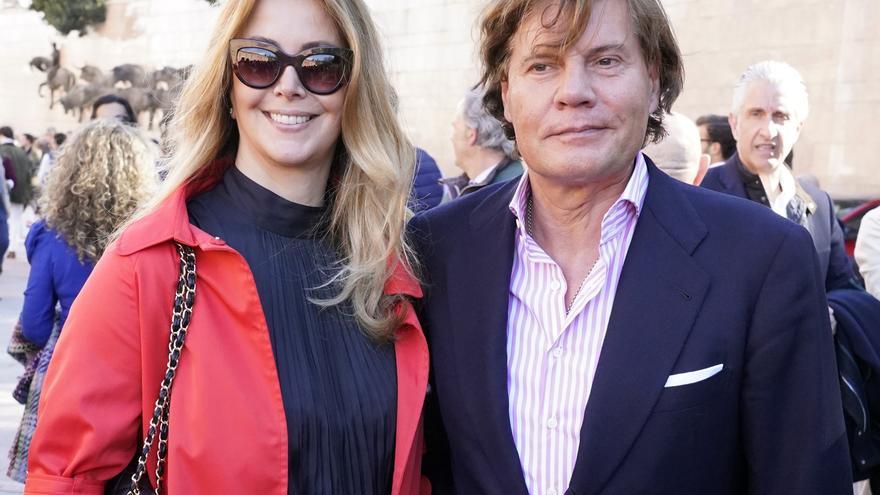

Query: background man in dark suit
left=411, top=0, right=852, bottom=493
left=700, top=60, right=858, bottom=293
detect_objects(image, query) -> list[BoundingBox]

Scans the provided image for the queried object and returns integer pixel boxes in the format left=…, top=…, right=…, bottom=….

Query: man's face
left=698, top=125, right=711, bottom=154
left=730, top=79, right=803, bottom=174
left=501, top=0, right=659, bottom=187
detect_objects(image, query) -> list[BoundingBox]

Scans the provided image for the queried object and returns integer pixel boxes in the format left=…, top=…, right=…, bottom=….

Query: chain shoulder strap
left=126, top=243, right=196, bottom=495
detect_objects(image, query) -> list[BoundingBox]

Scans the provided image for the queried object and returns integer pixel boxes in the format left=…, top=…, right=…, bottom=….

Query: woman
left=24, top=0, right=427, bottom=494
left=7, top=119, right=156, bottom=482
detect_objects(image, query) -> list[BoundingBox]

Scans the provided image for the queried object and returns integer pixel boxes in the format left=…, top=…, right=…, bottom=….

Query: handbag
left=7, top=317, right=42, bottom=404
left=105, top=243, right=196, bottom=495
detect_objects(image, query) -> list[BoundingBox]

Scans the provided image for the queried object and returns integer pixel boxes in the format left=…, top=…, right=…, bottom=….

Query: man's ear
left=648, top=65, right=661, bottom=114
left=728, top=112, right=740, bottom=142
left=501, top=80, right=512, bottom=124
left=709, top=142, right=721, bottom=160
left=466, top=127, right=477, bottom=147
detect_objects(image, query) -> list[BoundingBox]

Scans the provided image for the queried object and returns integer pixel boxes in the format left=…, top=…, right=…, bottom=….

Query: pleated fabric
left=188, top=166, right=396, bottom=495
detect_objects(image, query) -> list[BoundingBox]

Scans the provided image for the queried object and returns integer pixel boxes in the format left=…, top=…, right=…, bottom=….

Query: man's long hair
left=478, top=0, right=684, bottom=144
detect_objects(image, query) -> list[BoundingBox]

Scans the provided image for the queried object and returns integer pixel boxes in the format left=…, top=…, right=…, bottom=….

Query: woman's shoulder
left=24, top=219, right=58, bottom=255
left=25, top=220, right=86, bottom=264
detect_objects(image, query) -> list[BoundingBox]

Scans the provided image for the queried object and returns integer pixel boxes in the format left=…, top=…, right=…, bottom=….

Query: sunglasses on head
left=229, top=38, right=352, bottom=95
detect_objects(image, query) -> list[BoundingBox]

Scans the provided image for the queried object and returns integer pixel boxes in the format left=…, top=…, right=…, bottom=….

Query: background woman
left=7, top=119, right=156, bottom=482
left=24, top=0, right=427, bottom=494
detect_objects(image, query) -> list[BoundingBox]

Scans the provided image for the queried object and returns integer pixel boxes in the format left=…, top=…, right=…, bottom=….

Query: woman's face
left=231, top=0, right=347, bottom=177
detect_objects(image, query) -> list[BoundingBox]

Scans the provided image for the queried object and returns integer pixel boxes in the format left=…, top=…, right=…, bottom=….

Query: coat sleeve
left=855, top=209, right=880, bottom=298
left=823, top=191, right=859, bottom=291
left=742, top=222, right=852, bottom=494
left=20, top=224, right=57, bottom=347
left=24, top=244, right=143, bottom=495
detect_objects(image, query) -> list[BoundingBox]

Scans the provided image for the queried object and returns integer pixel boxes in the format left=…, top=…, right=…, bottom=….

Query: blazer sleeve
left=823, top=192, right=859, bottom=291
left=407, top=214, right=454, bottom=494
left=24, top=244, right=143, bottom=495
left=855, top=209, right=880, bottom=298
left=742, top=222, right=852, bottom=494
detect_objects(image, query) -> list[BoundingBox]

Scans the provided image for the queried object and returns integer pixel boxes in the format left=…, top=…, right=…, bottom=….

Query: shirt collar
left=508, top=152, right=649, bottom=241
left=0, top=137, right=14, bottom=146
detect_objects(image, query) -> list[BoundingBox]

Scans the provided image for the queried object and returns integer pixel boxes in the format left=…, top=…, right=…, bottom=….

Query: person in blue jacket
left=409, top=147, right=442, bottom=213
left=20, top=120, right=156, bottom=346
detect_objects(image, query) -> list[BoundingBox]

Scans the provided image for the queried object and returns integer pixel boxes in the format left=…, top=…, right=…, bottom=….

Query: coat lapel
left=568, top=165, right=711, bottom=495
left=717, top=155, right=748, bottom=198
left=450, top=181, right=529, bottom=493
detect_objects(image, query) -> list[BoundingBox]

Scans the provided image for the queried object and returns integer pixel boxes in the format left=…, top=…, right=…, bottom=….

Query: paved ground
left=0, top=254, right=31, bottom=494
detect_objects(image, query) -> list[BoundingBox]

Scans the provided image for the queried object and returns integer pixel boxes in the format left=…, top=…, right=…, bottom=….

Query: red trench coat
left=24, top=172, right=430, bottom=495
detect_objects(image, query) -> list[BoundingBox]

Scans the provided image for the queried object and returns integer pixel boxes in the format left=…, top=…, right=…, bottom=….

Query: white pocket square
left=664, top=364, right=723, bottom=388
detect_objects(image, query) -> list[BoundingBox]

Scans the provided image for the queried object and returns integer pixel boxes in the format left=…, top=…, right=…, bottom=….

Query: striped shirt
left=506, top=153, right=649, bottom=495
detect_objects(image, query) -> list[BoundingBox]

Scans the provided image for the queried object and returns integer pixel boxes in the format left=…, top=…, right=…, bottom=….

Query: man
left=643, top=111, right=710, bottom=185
left=411, top=1, right=851, bottom=493
left=701, top=61, right=857, bottom=292
left=695, top=114, right=736, bottom=166
left=856, top=208, right=880, bottom=298
left=0, top=126, right=36, bottom=259
left=440, top=88, right=523, bottom=200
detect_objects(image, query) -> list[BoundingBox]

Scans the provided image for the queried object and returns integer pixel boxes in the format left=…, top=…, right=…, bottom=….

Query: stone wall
left=1, top=0, right=878, bottom=197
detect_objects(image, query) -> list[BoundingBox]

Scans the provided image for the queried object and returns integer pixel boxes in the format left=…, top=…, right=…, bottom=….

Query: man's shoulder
left=674, top=178, right=802, bottom=246
left=796, top=178, right=832, bottom=205
left=699, top=159, right=736, bottom=190
left=491, top=160, right=524, bottom=184
left=415, top=179, right=515, bottom=229
left=864, top=207, right=880, bottom=226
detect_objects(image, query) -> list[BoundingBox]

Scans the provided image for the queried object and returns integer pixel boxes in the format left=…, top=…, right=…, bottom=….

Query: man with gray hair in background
left=701, top=60, right=857, bottom=292
left=441, top=88, right=523, bottom=200
left=643, top=111, right=710, bottom=185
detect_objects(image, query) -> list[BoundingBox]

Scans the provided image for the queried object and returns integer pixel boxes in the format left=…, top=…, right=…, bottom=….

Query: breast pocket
left=653, top=364, right=729, bottom=413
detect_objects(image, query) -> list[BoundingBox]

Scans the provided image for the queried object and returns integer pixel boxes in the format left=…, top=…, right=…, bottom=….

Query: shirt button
left=550, top=280, right=561, bottom=291
left=546, top=417, right=558, bottom=429
left=547, top=488, right=558, bottom=495
left=551, top=347, right=563, bottom=358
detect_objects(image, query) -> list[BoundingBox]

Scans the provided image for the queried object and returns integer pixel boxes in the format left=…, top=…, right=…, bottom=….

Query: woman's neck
left=234, top=157, right=331, bottom=207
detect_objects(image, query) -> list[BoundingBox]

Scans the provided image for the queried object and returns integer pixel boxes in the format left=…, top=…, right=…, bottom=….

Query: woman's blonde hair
left=42, top=119, right=156, bottom=263
left=130, top=0, right=417, bottom=341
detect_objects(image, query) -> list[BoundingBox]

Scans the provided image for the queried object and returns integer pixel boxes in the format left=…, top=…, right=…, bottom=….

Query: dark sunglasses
left=229, top=38, right=352, bottom=95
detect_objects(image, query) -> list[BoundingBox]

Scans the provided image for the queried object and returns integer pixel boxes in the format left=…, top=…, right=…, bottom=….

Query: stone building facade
left=0, top=0, right=877, bottom=197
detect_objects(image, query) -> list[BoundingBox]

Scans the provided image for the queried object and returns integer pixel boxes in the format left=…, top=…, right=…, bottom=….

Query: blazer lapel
left=568, top=165, right=711, bottom=495
left=449, top=181, right=529, bottom=493
left=717, top=156, right=748, bottom=198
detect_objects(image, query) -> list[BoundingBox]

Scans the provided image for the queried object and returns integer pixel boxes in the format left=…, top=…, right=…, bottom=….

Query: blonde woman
left=8, top=119, right=156, bottom=482
left=24, top=0, right=428, bottom=494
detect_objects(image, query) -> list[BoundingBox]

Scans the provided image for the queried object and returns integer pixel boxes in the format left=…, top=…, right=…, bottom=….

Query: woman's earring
left=229, top=106, right=235, bottom=119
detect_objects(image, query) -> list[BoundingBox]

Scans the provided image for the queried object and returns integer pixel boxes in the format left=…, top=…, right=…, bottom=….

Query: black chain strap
left=124, top=243, right=196, bottom=495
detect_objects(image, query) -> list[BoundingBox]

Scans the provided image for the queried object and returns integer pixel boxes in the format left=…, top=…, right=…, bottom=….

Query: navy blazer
left=411, top=161, right=852, bottom=494
left=700, top=154, right=856, bottom=291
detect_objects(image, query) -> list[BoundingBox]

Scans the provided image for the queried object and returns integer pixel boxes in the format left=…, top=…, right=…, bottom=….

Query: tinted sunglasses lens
left=300, top=53, right=346, bottom=94
left=235, top=47, right=280, bottom=88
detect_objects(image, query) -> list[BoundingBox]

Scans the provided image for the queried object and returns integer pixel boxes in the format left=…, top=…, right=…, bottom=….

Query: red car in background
left=838, top=199, right=880, bottom=257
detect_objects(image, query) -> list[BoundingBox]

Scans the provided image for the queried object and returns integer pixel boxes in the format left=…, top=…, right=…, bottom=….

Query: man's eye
left=597, top=57, right=615, bottom=66
left=530, top=63, right=549, bottom=73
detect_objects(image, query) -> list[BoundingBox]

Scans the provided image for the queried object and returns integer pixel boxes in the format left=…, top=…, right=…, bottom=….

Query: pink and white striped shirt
left=506, top=153, right=649, bottom=495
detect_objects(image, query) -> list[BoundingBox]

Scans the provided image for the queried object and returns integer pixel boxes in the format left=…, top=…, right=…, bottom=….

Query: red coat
left=24, top=173, right=429, bottom=495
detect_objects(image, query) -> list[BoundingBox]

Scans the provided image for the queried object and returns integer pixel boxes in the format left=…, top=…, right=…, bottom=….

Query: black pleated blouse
left=188, top=167, right=397, bottom=495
